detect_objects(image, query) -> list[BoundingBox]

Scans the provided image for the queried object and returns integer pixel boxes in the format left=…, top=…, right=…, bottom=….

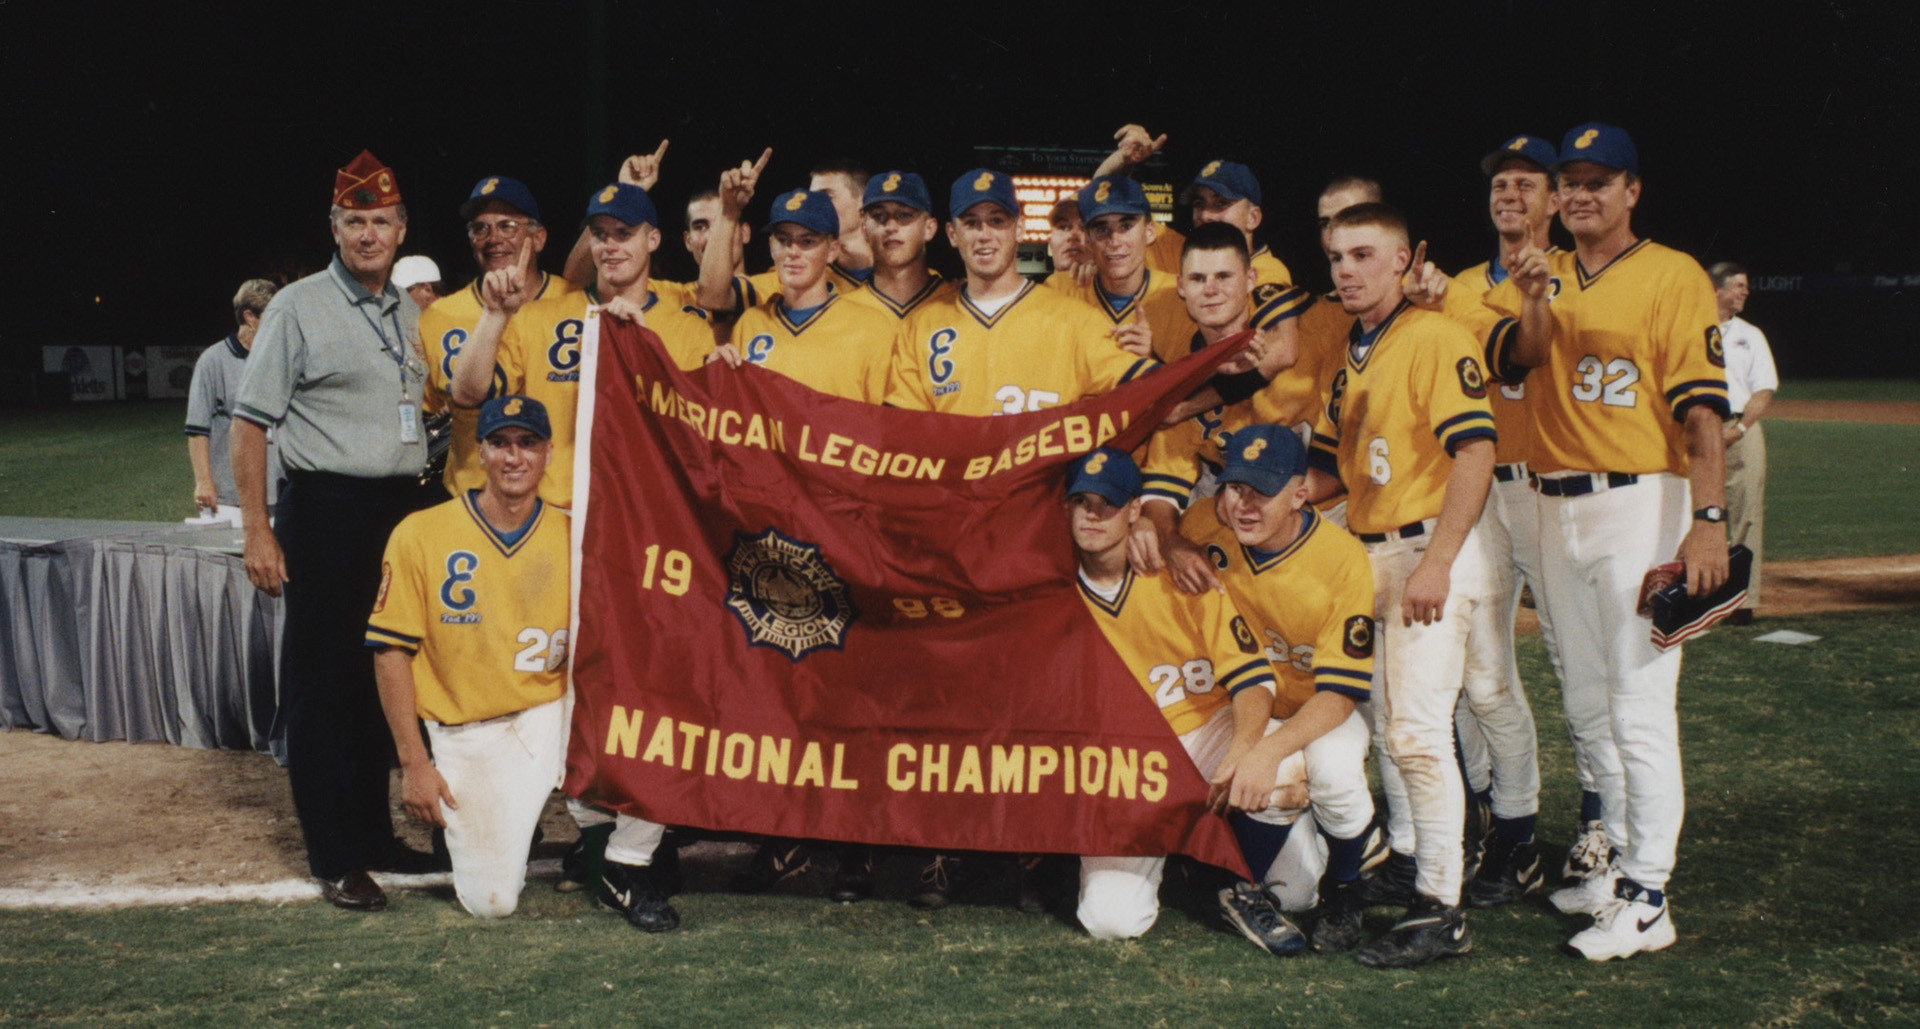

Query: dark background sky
left=9, top=1, right=1916, bottom=377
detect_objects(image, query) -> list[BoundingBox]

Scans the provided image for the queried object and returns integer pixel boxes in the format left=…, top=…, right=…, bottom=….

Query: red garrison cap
left=334, top=150, right=402, bottom=209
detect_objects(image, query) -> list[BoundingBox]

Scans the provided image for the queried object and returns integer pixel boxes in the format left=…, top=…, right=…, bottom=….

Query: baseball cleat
left=1218, top=881, right=1308, bottom=957
left=1356, top=896, right=1472, bottom=968
left=1565, top=879, right=1675, bottom=961
left=1465, top=836, right=1542, bottom=909
left=1312, top=876, right=1367, bottom=953
left=1357, top=850, right=1419, bottom=909
left=728, top=839, right=811, bottom=894
left=1562, top=819, right=1609, bottom=880
left=557, top=823, right=614, bottom=893
left=1550, top=864, right=1620, bottom=915
left=829, top=846, right=875, bottom=904
left=1461, top=793, right=1493, bottom=882
left=599, top=860, right=680, bottom=933
left=909, top=854, right=961, bottom=910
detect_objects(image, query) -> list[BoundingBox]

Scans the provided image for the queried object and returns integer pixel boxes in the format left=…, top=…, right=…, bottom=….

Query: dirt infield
left=1768, top=399, right=1920, bottom=424
left=3, top=554, right=1914, bottom=901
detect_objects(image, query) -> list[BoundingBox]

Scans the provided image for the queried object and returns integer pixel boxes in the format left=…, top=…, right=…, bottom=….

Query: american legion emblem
left=723, top=528, right=858, bottom=661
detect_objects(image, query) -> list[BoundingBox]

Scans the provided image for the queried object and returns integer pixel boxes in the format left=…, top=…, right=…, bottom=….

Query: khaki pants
left=1724, top=419, right=1766, bottom=609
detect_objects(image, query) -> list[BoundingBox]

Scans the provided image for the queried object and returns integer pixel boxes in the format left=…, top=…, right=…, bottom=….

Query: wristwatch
left=1694, top=505, right=1726, bottom=524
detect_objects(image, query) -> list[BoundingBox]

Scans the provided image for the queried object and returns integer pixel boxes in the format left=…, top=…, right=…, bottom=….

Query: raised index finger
left=749, top=147, right=773, bottom=178
left=517, top=232, right=535, bottom=275
left=1410, top=239, right=1428, bottom=274
left=652, top=138, right=671, bottom=163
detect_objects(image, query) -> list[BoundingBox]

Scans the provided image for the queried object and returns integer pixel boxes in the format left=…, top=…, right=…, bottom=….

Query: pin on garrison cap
left=583, top=182, right=659, bottom=229
left=763, top=188, right=840, bottom=237
left=1480, top=135, right=1560, bottom=177
left=948, top=168, right=1019, bottom=218
left=459, top=176, right=542, bottom=221
left=1065, top=447, right=1143, bottom=507
left=1182, top=160, right=1263, bottom=207
left=1216, top=424, right=1307, bottom=496
left=476, top=394, right=552, bottom=442
left=333, top=150, right=401, bottom=209
left=861, top=170, right=932, bottom=213
left=1077, top=175, right=1151, bottom=224
left=1555, top=122, right=1638, bottom=176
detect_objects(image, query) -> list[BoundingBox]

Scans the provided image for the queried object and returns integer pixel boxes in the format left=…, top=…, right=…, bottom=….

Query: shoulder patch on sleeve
left=1342, top=615, right=1374, bottom=659
left=1706, top=325, right=1725, bottom=368
left=373, top=561, right=392, bottom=614
left=1231, top=615, right=1260, bottom=654
left=1456, top=356, right=1488, bottom=399
left=1251, top=282, right=1287, bottom=305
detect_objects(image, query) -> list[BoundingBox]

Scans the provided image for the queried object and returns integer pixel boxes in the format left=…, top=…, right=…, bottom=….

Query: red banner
left=565, top=313, right=1250, bottom=875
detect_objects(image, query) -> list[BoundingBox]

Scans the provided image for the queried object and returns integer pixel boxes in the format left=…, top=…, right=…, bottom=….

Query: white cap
left=391, top=255, right=442, bottom=289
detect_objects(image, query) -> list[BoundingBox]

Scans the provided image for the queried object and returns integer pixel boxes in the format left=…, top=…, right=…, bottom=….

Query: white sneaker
left=1562, top=819, right=1608, bottom=879
left=1550, top=865, right=1619, bottom=915
left=1567, top=891, right=1676, bottom=961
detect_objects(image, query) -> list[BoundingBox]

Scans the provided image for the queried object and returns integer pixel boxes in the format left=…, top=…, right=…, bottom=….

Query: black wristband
left=1210, top=367, right=1271, bottom=405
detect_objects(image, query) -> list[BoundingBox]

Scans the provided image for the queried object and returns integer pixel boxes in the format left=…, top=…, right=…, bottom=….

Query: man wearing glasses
left=421, top=177, right=578, bottom=501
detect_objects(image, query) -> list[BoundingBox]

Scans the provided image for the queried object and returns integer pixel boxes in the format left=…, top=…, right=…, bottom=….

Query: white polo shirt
left=1719, top=315, right=1779, bottom=415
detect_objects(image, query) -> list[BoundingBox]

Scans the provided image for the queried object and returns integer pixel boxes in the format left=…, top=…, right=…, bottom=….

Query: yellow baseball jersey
left=1043, top=268, right=1079, bottom=293
left=731, top=292, right=895, bottom=403
left=651, top=277, right=702, bottom=312
left=730, top=270, right=784, bottom=312
left=1146, top=225, right=1184, bottom=276
left=1447, top=257, right=1548, bottom=466
left=1484, top=241, right=1729, bottom=476
left=1139, top=292, right=1330, bottom=507
left=1140, top=226, right=1292, bottom=287
left=1078, top=566, right=1275, bottom=737
left=1184, top=500, right=1376, bottom=718
left=365, top=491, right=570, bottom=726
left=1139, top=292, right=1338, bottom=507
left=501, top=286, right=716, bottom=506
left=421, top=273, right=578, bottom=497
left=1058, top=268, right=1198, bottom=366
left=827, top=261, right=873, bottom=295
left=852, top=271, right=960, bottom=321
left=1308, top=302, right=1498, bottom=535
left=1250, top=244, right=1294, bottom=290
left=886, top=281, right=1158, bottom=414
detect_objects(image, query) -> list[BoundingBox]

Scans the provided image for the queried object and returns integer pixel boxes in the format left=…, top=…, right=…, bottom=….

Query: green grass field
left=1776, top=379, right=1920, bottom=403
left=3, top=611, right=1916, bottom=1027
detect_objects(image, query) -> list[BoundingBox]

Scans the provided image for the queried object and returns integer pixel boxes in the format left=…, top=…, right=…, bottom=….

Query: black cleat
left=599, top=860, right=680, bottom=933
left=1312, top=876, right=1367, bottom=953
left=1219, top=881, right=1308, bottom=957
left=728, top=839, right=811, bottom=894
left=1465, top=836, right=1541, bottom=909
left=558, top=823, right=614, bottom=893
left=1357, top=850, right=1419, bottom=908
left=829, top=845, right=875, bottom=904
left=1462, top=793, right=1493, bottom=881
left=1356, top=896, right=1472, bottom=968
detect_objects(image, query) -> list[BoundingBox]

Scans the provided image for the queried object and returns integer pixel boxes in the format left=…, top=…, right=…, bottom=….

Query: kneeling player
left=366, top=397, right=594, bottom=920
left=1184, top=426, right=1380, bottom=956
left=1067, top=447, right=1310, bottom=945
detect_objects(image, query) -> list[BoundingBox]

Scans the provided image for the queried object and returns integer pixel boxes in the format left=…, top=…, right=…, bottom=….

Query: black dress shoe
left=319, top=871, right=388, bottom=912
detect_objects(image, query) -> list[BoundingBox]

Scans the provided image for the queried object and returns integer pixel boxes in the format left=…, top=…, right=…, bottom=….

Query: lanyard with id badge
left=358, top=300, right=426, bottom=445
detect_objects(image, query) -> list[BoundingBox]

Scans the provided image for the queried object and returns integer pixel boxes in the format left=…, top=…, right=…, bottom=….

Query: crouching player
left=1186, top=425, right=1380, bottom=956
left=366, top=396, right=589, bottom=919
left=1067, top=447, right=1310, bottom=944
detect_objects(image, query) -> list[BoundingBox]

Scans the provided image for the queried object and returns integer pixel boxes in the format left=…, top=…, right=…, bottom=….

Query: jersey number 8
left=1148, top=660, right=1217, bottom=708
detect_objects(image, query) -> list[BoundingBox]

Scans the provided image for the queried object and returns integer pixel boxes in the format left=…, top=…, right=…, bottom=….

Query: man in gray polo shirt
left=233, top=150, right=439, bottom=912
left=186, top=278, right=282, bottom=526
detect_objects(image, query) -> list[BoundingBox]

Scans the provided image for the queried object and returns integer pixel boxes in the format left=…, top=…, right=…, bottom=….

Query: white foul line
left=0, top=859, right=563, bottom=910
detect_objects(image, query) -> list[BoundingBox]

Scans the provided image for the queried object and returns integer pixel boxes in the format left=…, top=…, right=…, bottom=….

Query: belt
left=1357, top=521, right=1428, bottom=544
left=1532, top=471, right=1639, bottom=497
left=1494, top=462, right=1527, bottom=483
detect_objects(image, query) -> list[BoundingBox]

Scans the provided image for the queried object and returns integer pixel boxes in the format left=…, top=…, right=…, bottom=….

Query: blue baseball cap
left=583, top=182, right=659, bottom=228
left=1077, top=175, right=1151, bottom=224
left=459, top=176, right=542, bottom=221
left=1065, top=447, right=1143, bottom=507
left=475, top=395, right=552, bottom=441
left=1216, top=425, right=1307, bottom=496
left=763, top=188, right=840, bottom=237
left=1555, top=122, right=1638, bottom=176
left=1480, top=134, right=1560, bottom=176
left=948, top=168, right=1018, bottom=218
left=1182, top=160, right=1262, bottom=207
left=861, top=171, right=932, bottom=213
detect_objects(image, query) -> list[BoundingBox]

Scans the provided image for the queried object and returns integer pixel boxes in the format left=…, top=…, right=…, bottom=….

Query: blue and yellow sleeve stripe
left=1308, top=432, right=1341, bottom=475
left=1251, top=286, right=1315, bottom=331
left=1141, top=471, right=1195, bottom=508
left=1315, top=666, right=1372, bottom=702
left=1483, top=318, right=1530, bottom=385
left=1118, top=358, right=1158, bottom=383
left=1665, top=378, right=1730, bottom=422
left=1435, top=411, right=1498, bottom=455
left=1220, top=658, right=1277, bottom=697
left=364, top=625, right=420, bottom=653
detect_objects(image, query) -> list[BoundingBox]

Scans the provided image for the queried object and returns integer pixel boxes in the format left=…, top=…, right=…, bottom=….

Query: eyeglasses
left=466, top=218, right=526, bottom=242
